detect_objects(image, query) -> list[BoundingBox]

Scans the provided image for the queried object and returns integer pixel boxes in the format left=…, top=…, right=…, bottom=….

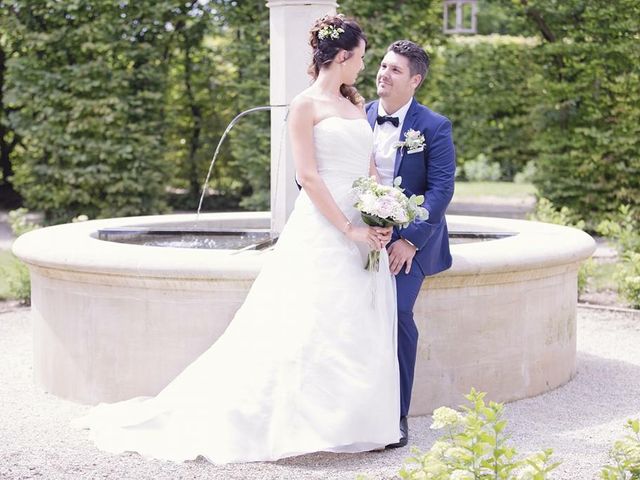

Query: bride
left=73, top=14, right=401, bottom=464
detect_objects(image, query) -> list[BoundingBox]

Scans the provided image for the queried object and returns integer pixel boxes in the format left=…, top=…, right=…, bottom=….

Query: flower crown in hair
left=318, top=25, right=345, bottom=40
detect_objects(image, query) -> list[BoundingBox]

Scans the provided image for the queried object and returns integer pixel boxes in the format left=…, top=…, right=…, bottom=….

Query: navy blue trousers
left=395, top=263, right=425, bottom=417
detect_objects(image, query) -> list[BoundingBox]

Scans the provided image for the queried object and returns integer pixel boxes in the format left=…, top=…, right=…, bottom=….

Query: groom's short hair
left=388, top=40, right=430, bottom=89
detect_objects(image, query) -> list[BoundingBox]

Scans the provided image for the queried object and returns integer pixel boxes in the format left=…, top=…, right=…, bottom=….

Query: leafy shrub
left=3, top=208, right=41, bottom=305
left=576, top=259, right=596, bottom=296
left=529, top=197, right=585, bottom=231
left=398, top=389, right=560, bottom=479
left=6, top=261, right=31, bottom=305
left=601, top=419, right=640, bottom=479
left=616, top=253, right=640, bottom=309
left=598, top=205, right=640, bottom=308
left=462, top=154, right=502, bottom=182
left=7, top=208, right=40, bottom=236
left=529, top=198, right=591, bottom=294
left=514, top=161, right=537, bottom=185
left=597, top=205, right=640, bottom=256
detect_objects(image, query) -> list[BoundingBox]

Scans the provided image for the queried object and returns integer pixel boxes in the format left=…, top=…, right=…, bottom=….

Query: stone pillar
left=267, top=0, right=338, bottom=234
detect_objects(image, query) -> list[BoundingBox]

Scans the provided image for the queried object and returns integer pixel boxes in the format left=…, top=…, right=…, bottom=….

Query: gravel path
left=1, top=306, right=639, bottom=480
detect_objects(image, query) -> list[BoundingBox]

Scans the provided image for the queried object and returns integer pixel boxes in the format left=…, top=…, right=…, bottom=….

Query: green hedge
left=4, top=1, right=172, bottom=224
left=423, top=0, right=640, bottom=227
left=530, top=3, right=640, bottom=225
left=424, top=35, right=540, bottom=180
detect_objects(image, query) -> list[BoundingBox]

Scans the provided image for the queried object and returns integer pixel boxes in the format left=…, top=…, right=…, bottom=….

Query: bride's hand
left=373, top=226, right=393, bottom=246
left=345, top=225, right=386, bottom=250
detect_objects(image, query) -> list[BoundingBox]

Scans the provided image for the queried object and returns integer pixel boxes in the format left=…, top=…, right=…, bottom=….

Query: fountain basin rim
left=94, top=226, right=517, bottom=252
left=94, top=226, right=517, bottom=239
left=12, top=212, right=596, bottom=280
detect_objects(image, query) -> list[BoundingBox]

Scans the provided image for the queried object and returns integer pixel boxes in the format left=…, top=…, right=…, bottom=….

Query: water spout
left=196, top=105, right=289, bottom=217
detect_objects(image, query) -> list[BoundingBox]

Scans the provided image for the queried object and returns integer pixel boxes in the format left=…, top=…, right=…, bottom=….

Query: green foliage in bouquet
left=398, top=389, right=560, bottom=480
left=352, top=176, right=427, bottom=228
left=601, top=419, right=640, bottom=479
left=351, top=176, right=427, bottom=271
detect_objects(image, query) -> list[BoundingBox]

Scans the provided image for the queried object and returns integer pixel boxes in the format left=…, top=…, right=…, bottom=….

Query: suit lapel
left=394, top=98, right=419, bottom=178
left=366, top=101, right=378, bottom=130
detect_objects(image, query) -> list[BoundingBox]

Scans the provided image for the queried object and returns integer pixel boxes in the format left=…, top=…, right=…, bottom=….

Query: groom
left=366, top=40, right=456, bottom=448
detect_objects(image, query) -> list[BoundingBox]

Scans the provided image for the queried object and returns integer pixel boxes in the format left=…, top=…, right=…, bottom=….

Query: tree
left=213, top=0, right=271, bottom=211
left=0, top=1, right=22, bottom=207
left=163, top=2, right=237, bottom=211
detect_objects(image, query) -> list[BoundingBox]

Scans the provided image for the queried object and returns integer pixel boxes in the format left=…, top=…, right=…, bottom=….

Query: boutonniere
left=393, top=129, right=426, bottom=154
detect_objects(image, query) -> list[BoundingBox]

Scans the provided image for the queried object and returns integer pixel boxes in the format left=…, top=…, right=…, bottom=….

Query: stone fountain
left=12, top=0, right=595, bottom=415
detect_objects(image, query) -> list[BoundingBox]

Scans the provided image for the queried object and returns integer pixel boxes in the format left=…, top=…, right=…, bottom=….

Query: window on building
left=443, top=0, right=478, bottom=34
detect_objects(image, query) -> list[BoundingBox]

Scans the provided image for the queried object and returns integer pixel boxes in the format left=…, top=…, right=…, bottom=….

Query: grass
left=454, top=181, right=537, bottom=198
left=589, top=261, right=619, bottom=292
left=0, top=249, right=21, bottom=300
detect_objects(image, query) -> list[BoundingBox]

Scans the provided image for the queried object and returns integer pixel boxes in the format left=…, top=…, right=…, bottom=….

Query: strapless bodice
left=313, top=117, right=373, bottom=182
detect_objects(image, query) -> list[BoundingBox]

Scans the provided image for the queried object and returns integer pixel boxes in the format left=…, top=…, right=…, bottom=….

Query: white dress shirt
left=372, top=98, right=413, bottom=186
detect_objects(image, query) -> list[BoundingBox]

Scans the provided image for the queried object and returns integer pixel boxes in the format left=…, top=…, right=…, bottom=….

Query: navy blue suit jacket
left=366, top=98, right=456, bottom=276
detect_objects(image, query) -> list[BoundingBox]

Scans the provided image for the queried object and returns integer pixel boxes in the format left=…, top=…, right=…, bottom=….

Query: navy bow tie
left=376, top=115, right=399, bottom=127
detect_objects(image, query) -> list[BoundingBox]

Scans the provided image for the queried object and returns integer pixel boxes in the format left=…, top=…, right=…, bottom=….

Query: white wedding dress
left=73, top=116, right=400, bottom=464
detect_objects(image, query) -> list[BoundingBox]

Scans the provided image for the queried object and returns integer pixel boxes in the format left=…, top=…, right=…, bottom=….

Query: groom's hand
left=387, top=239, right=417, bottom=275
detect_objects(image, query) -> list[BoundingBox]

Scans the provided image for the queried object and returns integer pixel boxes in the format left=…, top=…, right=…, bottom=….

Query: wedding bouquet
left=351, top=176, right=429, bottom=271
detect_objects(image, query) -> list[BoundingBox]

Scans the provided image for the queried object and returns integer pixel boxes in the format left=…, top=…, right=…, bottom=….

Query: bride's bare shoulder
left=292, top=88, right=319, bottom=105
left=289, top=92, right=316, bottom=120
